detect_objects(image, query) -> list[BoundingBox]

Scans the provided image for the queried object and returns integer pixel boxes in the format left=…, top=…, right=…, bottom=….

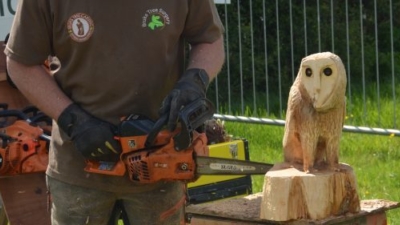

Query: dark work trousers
left=46, top=176, right=186, bottom=225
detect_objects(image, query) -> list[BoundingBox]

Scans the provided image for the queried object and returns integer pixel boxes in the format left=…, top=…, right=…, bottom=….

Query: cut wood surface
left=260, top=162, right=360, bottom=221
left=186, top=192, right=399, bottom=224
left=0, top=173, right=50, bottom=225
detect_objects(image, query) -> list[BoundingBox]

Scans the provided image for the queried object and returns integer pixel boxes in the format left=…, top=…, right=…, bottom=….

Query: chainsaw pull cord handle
left=145, top=113, right=169, bottom=148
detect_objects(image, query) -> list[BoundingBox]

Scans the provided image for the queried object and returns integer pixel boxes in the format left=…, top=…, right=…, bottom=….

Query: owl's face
left=300, top=55, right=346, bottom=111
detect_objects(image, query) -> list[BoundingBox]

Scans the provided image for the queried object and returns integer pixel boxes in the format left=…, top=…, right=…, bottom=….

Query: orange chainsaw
left=85, top=99, right=274, bottom=183
left=0, top=107, right=51, bottom=176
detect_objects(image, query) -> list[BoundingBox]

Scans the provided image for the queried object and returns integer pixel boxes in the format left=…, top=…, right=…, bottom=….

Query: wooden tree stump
left=260, top=162, right=360, bottom=221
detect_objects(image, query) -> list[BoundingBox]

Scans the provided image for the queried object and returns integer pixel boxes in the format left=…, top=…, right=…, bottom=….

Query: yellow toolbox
left=187, top=139, right=252, bottom=204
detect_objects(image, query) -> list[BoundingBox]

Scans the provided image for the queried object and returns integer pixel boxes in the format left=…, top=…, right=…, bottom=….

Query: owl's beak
left=313, top=92, right=331, bottom=112
left=314, top=100, right=331, bottom=112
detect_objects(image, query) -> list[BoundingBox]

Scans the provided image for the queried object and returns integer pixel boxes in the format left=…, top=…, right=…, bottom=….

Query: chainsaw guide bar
left=195, top=156, right=273, bottom=175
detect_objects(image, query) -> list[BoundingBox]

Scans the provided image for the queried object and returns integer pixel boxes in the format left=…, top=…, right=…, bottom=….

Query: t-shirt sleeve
left=4, top=0, right=53, bottom=66
left=184, top=0, right=224, bottom=44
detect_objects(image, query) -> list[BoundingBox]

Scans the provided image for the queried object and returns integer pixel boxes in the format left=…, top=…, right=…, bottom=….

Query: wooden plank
left=188, top=216, right=272, bottom=225
left=323, top=212, right=387, bottom=225
left=0, top=173, right=51, bottom=225
left=188, top=212, right=388, bottom=225
left=186, top=193, right=399, bottom=225
left=0, top=42, right=6, bottom=75
left=365, top=213, right=387, bottom=225
left=0, top=81, right=30, bottom=110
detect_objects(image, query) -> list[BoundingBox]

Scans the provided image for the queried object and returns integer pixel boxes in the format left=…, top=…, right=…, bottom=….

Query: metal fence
left=211, top=0, right=400, bottom=136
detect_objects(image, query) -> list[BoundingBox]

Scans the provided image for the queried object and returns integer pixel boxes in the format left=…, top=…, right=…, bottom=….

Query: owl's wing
left=283, top=86, right=302, bottom=138
left=286, top=86, right=303, bottom=121
left=342, top=97, right=347, bottom=126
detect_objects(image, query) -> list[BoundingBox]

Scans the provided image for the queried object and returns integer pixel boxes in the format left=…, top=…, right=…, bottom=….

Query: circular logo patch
left=67, top=13, right=94, bottom=42
left=142, top=8, right=170, bottom=31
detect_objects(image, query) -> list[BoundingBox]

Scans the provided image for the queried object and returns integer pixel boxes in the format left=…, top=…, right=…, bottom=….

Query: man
left=5, top=1, right=225, bottom=224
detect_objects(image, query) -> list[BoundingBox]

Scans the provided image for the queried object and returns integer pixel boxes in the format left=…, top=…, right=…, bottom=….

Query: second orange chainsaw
left=0, top=107, right=51, bottom=176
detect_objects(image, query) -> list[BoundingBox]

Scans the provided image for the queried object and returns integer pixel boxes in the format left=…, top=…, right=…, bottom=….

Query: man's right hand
left=158, top=68, right=209, bottom=131
left=57, top=104, right=121, bottom=162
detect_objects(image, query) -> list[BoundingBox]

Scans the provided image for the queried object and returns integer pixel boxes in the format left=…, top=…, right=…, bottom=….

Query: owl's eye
left=305, top=68, right=312, bottom=77
left=323, top=68, right=333, bottom=76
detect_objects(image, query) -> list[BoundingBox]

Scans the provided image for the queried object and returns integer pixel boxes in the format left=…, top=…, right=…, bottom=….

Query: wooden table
left=0, top=173, right=50, bottom=225
left=186, top=193, right=399, bottom=225
left=0, top=175, right=398, bottom=225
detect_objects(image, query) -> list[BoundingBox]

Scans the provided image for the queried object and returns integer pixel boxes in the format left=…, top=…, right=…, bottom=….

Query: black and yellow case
left=187, top=139, right=252, bottom=204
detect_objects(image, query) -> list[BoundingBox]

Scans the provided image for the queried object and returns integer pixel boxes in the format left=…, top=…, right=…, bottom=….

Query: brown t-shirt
left=5, top=0, right=223, bottom=192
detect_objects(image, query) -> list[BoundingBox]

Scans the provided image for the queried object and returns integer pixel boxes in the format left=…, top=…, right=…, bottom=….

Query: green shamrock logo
left=148, top=15, right=164, bottom=30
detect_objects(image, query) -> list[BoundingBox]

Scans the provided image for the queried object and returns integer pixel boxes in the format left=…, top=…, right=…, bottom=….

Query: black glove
left=159, top=68, right=209, bottom=131
left=57, top=104, right=121, bottom=162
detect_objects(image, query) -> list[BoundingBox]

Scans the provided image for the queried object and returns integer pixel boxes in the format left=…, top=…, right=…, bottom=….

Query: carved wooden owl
left=282, top=52, right=347, bottom=173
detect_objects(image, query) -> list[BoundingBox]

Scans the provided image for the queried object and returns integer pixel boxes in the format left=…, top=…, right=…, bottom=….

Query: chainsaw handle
left=145, top=114, right=168, bottom=148
left=173, top=98, right=215, bottom=151
left=22, top=106, right=41, bottom=117
left=145, top=98, right=215, bottom=150
left=29, top=113, right=52, bottom=125
left=0, top=109, right=29, bottom=120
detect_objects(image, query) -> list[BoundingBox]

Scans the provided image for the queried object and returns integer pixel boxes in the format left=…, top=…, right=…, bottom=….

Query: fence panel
left=212, top=0, right=399, bottom=135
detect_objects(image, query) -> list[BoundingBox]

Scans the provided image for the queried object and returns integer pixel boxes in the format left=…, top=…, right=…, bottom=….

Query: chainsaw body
left=120, top=127, right=207, bottom=183
left=85, top=99, right=213, bottom=183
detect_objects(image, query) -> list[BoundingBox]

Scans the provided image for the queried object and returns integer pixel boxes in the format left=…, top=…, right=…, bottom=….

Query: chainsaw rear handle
left=22, top=106, right=41, bottom=117
left=145, top=98, right=215, bottom=150
left=144, top=114, right=168, bottom=148
left=173, top=98, right=214, bottom=151
left=0, top=109, right=29, bottom=120
left=0, top=106, right=51, bottom=122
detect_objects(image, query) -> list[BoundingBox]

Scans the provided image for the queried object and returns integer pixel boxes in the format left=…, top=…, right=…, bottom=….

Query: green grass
left=222, top=115, right=400, bottom=224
